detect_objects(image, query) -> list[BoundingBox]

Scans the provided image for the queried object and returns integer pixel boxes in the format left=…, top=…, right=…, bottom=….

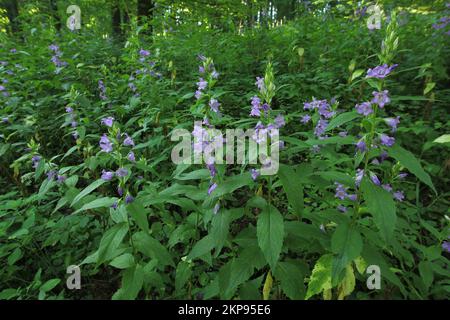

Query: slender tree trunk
left=4, top=0, right=20, bottom=35
left=137, top=0, right=155, bottom=34
left=112, top=0, right=130, bottom=39
left=49, top=0, right=61, bottom=32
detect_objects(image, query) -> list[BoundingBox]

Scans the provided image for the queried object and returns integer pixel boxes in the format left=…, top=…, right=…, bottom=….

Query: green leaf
left=133, top=232, right=174, bottom=267
left=97, top=223, right=128, bottom=264
left=361, top=178, right=397, bottom=241
left=7, top=247, right=23, bottom=265
left=388, top=144, right=436, bottom=194
left=423, top=82, right=435, bottom=95
left=110, top=253, right=135, bottom=269
left=274, top=261, right=306, bottom=299
left=71, top=179, right=106, bottom=206
left=351, top=69, right=365, bottom=82
left=326, top=112, right=359, bottom=132
left=127, top=200, right=149, bottom=232
left=0, top=289, right=18, bottom=300
left=112, top=265, right=144, bottom=300
left=433, top=134, right=450, bottom=144
left=175, top=261, right=192, bottom=294
left=72, top=197, right=117, bottom=214
left=40, top=279, right=60, bottom=293
left=305, top=254, right=333, bottom=300
left=257, top=205, right=284, bottom=270
left=331, top=222, right=363, bottom=283
left=187, top=235, right=215, bottom=261
left=418, top=261, right=433, bottom=291
left=278, top=164, right=303, bottom=217
left=219, top=257, right=255, bottom=299
left=337, top=265, right=355, bottom=300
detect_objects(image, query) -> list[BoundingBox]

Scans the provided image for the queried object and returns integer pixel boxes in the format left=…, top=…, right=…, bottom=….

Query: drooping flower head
left=385, top=116, right=400, bottom=132
left=209, top=98, right=220, bottom=113
left=393, top=190, right=405, bottom=201
left=372, top=90, right=390, bottom=108
left=355, top=169, right=364, bottom=187
left=208, top=182, right=218, bottom=195
left=355, top=102, right=373, bottom=116
left=99, top=134, right=113, bottom=153
left=101, top=170, right=115, bottom=181
left=301, top=115, right=311, bottom=124
left=116, top=168, right=129, bottom=178
left=366, top=64, right=398, bottom=79
left=123, top=134, right=135, bottom=147
left=127, top=151, right=136, bottom=162
left=101, top=117, right=114, bottom=127
left=335, top=182, right=349, bottom=200
left=380, top=134, right=395, bottom=147
left=250, top=168, right=260, bottom=181
left=356, top=140, right=367, bottom=153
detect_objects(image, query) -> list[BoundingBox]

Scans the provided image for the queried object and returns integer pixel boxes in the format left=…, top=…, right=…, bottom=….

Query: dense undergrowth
left=0, top=1, right=449, bottom=300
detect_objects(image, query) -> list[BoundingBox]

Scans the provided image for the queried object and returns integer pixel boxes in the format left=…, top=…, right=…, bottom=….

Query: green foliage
left=0, top=0, right=449, bottom=301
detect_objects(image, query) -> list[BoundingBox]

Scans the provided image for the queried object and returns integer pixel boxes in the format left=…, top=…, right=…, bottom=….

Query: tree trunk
left=137, top=0, right=155, bottom=34
left=49, top=0, right=61, bottom=32
left=4, top=0, right=20, bottom=35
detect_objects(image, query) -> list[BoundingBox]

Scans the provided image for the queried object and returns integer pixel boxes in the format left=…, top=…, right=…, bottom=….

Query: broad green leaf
left=71, top=179, right=106, bottom=206
left=175, top=261, right=192, bottom=294
left=187, top=235, right=215, bottom=261
left=331, top=222, right=363, bottom=283
left=351, top=69, right=365, bottom=82
left=423, top=82, right=435, bottom=95
left=218, top=256, right=254, bottom=299
left=72, top=197, right=117, bottom=214
left=337, top=265, right=355, bottom=300
left=388, top=144, right=436, bottom=194
left=110, top=253, right=135, bottom=269
left=262, top=271, right=273, bottom=300
left=326, top=112, right=359, bottom=132
left=433, top=134, right=450, bottom=144
left=40, top=279, right=60, bottom=293
left=257, top=205, right=284, bottom=270
left=278, top=164, right=303, bottom=217
left=133, top=232, right=174, bottom=267
left=305, top=254, right=333, bottom=300
left=127, top=200, right=149, bottom=232
left=418, top=261, right=433, bottom=291
left=112, top=265, right=144, bottom=300
left=361, top=178, right=397, bottom=241
left=274, top=261, right=306, bottom=299
left=97, top=223, right=128, bottom=264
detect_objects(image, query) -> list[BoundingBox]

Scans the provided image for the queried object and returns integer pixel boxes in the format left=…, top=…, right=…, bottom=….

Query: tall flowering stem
left=191, top=55, right=223, bottom=214
left=354, top=11, right=400, bottom=217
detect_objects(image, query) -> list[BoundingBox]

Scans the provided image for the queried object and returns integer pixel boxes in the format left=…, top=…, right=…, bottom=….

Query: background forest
left=0, top=0, right=449, bottom=300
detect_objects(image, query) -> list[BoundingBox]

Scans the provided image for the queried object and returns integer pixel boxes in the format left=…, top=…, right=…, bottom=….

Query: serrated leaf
left=326, top=112, right=359, bottom=132
left=110, top=253, right=135, bottom=269
left=71, top=179, right=106, bottom=206
left=257, top=205, right=284, bottom=270
left=97, top=222, right=128, bottom=264
left=388, top=144, right=436, bottom=194
left=337, top=265, right=355, bottom=300
left=433, top=134, right=450, bottom=144
left=127, top=200, right=149, bottom=232
left=72, top=197, right=117, bottom=214
left=278, top=164, right=303, bottom=217
left=262, top=271, right=273, bottom=300
left=331, top=222, right=362, bottom=283
left=133, top=232, right=174, bottom=267
left=306, top=254, right=333, bottom=300
left=40, top=279, right=60, bottom=293
left=361, top=178, right=397, bottom=241
left=274, top=261, right=306, bottom=299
